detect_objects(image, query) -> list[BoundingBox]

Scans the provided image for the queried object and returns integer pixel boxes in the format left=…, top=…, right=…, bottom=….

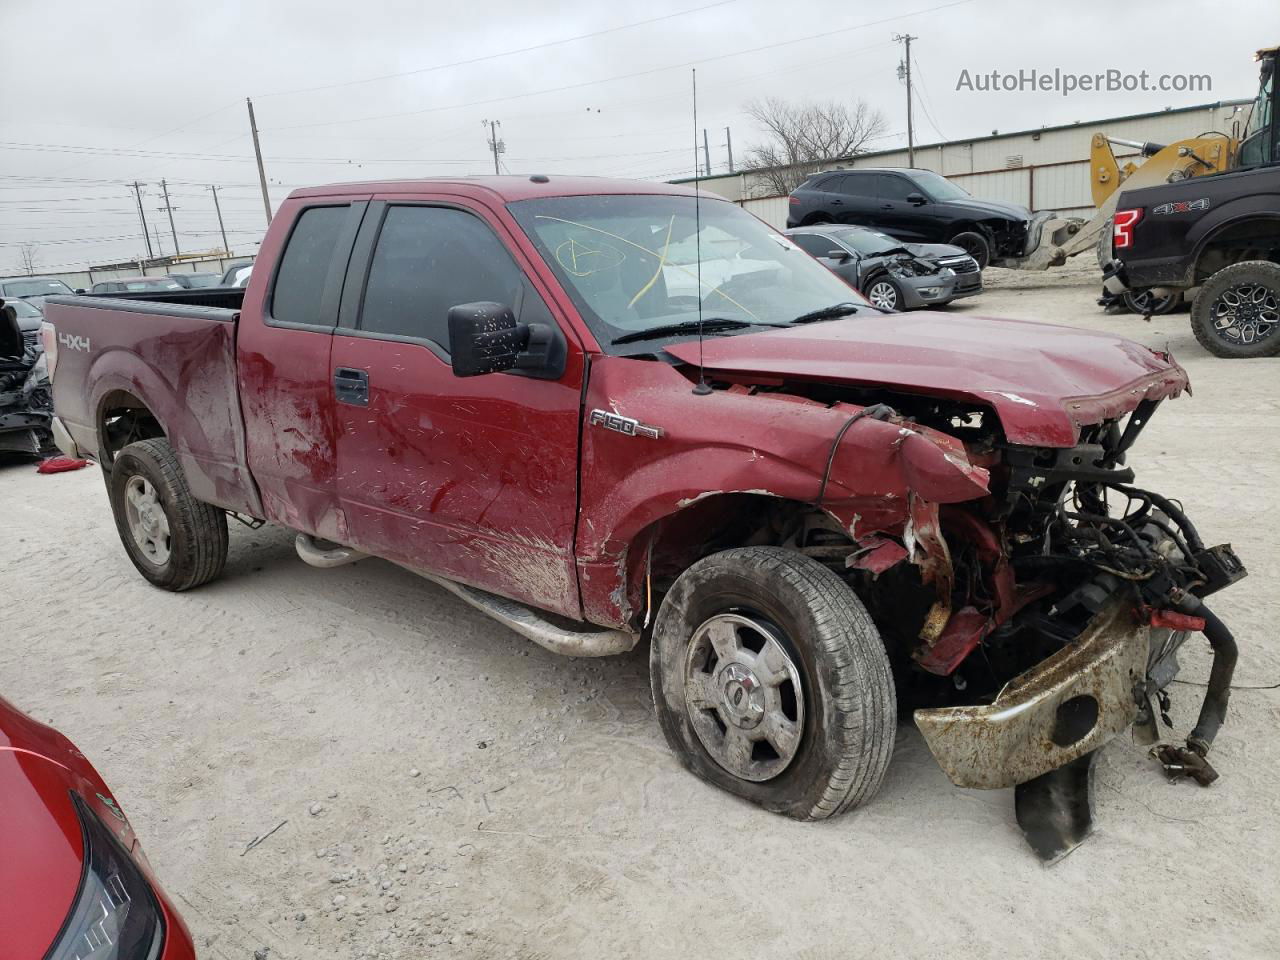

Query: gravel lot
left=4, top=269, right=1278, bottom=960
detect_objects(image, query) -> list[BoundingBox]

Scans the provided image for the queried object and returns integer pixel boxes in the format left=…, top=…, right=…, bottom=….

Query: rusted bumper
left=913, top=601, right=1149, bottom=789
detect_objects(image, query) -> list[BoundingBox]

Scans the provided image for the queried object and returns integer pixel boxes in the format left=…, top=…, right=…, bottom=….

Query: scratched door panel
left=331, top=334, right=584, bottom=617
left=329, top=200, right=585, bottom=618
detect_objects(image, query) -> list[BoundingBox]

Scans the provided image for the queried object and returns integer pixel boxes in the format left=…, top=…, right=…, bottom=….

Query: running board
left=294, top=534, right=635, bottom=658
left=403, top=565, right=638, bottom=658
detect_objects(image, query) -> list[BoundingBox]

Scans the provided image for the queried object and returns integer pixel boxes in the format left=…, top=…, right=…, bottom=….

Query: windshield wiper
left=790, top=302, right=867, bottom=324
left=611, top=317, right=784, bottom=345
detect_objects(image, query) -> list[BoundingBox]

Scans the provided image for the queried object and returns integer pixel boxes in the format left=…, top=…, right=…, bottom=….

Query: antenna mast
left=691, top=68, right=711, bottom=397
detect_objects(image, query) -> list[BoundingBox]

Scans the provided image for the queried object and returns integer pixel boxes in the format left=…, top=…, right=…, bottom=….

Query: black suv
left=786, top=167, right=1032, bottom=269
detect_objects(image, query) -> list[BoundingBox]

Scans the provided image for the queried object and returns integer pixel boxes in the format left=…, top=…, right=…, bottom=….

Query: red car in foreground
left=0, top=696, right=195, bottom=959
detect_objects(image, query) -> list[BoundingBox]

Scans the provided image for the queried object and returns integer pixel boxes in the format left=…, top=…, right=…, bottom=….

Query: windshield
left=7, top=298, right=42, bottom=317
left=909, top=170, right=971, bottom=202
left=185, top=274, right=221, bottom=288
left=507, top=194, right=863, bottom=349
left=1, top=279, right=73, bottom=298
left=835, top=229, right=905, bottom=256
left=1238, top=60, right=1275, bottom=166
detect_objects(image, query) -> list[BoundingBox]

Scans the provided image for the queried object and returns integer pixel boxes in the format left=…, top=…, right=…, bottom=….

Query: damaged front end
left=816, top=393, right=1246, bottom=860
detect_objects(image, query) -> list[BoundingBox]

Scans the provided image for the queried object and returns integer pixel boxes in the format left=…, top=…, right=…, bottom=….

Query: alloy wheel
left=867, top=281, right=898, bottom=310
left=1211, top=282, right=1278, bottom=346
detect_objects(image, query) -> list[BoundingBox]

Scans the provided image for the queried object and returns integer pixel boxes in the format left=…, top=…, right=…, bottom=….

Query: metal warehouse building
left=680, top=99, right=1250, bottom=228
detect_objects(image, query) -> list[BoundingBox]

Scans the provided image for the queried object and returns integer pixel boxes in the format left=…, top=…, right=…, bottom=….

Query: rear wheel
left=1121, top=288, right=1183, bottom=316
left=949, top=230, right=991, bottom=270
left=650, top=547, right=896, bottom=820
left=108, top=438, right=228, bottom=590
left=1191, top=260, right=1280, bottom=358
left=865, top=277, right=903, bottom=311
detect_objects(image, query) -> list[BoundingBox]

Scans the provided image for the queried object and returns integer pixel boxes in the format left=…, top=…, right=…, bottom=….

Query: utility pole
left=208, top=185, right=230, bottom=255
left=152, top=223, right=164, bottom=258
left=894, top=33, right=917, bottom=167
left=482, top=120, right=505, bottom=174
left=157, top=179, right=180, bottom=257
left=725, top=126, right=734, bottom=173
left=247, top=97, right=272, bottom=224
left=702, top=128, right=711, bottom=177
left=130, top=181, right=154, bottom=259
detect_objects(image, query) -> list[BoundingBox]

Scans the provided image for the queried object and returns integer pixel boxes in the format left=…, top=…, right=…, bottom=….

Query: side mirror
left=826, top=249, right=852, bottom=262
left=447, top=301, right=566, bottom=379
left=75, top=288, right=86, bottom=295
left=906, top=192, right=927, bottom=206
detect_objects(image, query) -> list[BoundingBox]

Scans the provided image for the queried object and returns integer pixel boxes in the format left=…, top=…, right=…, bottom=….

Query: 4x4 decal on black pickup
left=1152, top=198, right=1210, bottom=215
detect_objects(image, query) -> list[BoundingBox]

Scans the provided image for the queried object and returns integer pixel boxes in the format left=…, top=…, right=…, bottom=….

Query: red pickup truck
left=43, top=176, right=1245, bottom=860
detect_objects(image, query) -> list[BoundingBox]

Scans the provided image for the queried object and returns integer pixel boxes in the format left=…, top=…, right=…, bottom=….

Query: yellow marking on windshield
left=533, top=214, right=761, bottom=322
left=627, top=215, right=674, bottom=309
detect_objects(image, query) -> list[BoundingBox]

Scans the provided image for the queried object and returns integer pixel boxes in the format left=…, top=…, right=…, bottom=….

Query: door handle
left=831, top=199, right=844, bottom=205
left=880, top=203, right=893, bottom=209
left=334, top=367, right=369, bottom=406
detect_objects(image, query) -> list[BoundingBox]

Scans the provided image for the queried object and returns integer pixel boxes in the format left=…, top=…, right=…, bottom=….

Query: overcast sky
left=1, top=0, right=1273, bottom=274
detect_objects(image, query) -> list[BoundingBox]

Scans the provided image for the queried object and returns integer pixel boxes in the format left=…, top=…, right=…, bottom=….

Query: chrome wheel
left=124, top=475, right=171, bottom=565
left=867, top=281, right=899, bottom=310
left=1211, top=282, right=1278, bottom=346
left=684, top=612, right=805, bottom=782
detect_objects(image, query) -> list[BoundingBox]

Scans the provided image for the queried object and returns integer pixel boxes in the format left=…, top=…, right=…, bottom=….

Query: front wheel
left=949, top=230, right=991, bottom=270
left=864, top=277, right=903, bottom=311
left=1191, top=260, right=1280, bottom=358
left=108, top=438, right=228, bottom=590
left=650, top=547, right=896, bottom=820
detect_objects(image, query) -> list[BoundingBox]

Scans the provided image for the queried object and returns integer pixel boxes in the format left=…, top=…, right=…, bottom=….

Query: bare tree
left=17, top=243, right=40, bottom=276
left=742, top=98, right=888, bottom=197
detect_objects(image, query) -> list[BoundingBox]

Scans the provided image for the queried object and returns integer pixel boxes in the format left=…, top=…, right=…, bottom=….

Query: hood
left=664, top=312, right=1188, bottom=447
left=904, top=242, right=969, bottom=261
left=0, top=748, right=87, bottom=958
left=939, top=197, right=1032, bottom=221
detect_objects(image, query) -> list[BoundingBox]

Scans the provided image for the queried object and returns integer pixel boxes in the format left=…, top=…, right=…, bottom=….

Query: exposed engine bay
left=654, top=378, right=1247, bottom=860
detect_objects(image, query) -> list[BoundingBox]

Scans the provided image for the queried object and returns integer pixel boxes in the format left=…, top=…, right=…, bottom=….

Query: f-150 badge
left=589, top=409, right=663, bottom=439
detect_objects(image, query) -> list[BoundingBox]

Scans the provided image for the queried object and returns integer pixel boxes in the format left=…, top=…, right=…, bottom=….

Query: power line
left=255, top=0, right=743, bottom=100
left=266, top=0, right=978, bottom=131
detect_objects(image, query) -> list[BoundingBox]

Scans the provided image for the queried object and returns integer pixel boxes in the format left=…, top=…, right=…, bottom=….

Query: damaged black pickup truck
left=0, top=299, right=52, bottom=455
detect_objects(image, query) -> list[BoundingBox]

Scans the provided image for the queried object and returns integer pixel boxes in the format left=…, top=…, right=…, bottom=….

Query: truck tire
left=650, top=547, right=896, bottom=820
left=1121, top=288, right=1183, bottom=316
left=949, top=230, right=991, bottom=270
left=1191, top=260, right=1280, bottom=358
left=108, top=438, right=228, bottom=591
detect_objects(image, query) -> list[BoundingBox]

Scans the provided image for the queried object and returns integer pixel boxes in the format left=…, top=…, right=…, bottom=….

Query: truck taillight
left=788, top=196, right=800, bottom=204
left=40, top=321, right=57, bottom=378
left=1113, top=208, right=1143, bottom=249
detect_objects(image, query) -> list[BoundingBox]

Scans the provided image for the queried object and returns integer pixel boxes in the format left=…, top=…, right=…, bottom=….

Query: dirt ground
left=3, top=270, right=1278, bottom=960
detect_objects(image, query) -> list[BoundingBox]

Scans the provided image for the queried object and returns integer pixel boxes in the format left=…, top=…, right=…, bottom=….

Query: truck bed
left=44, top=292, right=263, bottom=518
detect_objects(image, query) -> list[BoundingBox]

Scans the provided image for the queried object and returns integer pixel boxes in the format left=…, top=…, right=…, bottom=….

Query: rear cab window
left=268, top=201, right=368, bottom=330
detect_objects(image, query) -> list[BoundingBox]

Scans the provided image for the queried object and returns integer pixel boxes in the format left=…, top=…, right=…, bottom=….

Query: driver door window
left=358, top=205, right=551, bottom=348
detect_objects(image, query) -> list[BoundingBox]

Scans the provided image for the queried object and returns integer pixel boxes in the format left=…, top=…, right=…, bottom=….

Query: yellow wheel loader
left=994, top=44, right=1276, bottom=273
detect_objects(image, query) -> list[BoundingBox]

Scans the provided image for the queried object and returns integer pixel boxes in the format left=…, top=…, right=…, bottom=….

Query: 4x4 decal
left=1152, top=198, right=1210, bottom=215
